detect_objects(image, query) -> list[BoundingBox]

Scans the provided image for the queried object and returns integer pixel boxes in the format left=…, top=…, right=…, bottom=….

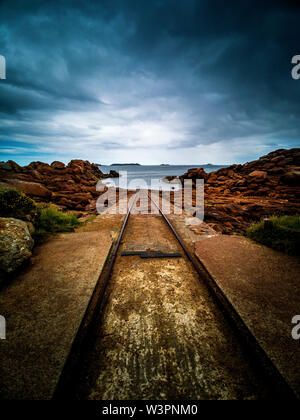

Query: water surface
left=99, top=164, right=227, bottom=191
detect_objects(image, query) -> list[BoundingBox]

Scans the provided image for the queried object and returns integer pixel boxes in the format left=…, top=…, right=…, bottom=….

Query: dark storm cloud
left=0, top=0, right=300, bottom=164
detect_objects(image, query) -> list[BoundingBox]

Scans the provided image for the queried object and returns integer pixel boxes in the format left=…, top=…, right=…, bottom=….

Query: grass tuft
left=34, top=206, right=80, bottom=241
left=246, top=215, right=300, bottom=256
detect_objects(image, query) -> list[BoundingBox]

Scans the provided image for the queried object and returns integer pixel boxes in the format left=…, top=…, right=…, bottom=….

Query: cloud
left=0, top=0, right=299, bottom=165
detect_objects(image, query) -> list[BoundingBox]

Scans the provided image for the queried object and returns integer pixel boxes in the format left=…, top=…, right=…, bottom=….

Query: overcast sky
left=0, top=0, right=300, bottom=165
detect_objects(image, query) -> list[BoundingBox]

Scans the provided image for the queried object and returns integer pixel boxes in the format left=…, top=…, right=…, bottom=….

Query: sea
left=98, top=164, right=227, bottom=191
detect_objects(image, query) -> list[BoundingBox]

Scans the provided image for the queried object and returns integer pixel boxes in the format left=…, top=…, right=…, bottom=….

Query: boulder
left=0, top=162, right=13, bottom=171
left=108, top=170, right=120, bottom=178
left=7, top=160, right=22, bottom=172
left=28, top=161, right=52, bottom=173
left=51, top=161, right=65, bottom=170
left=248, top=170, right=267, bottom=180
left=0, top=160, right=22, bottom=172
left=180, top=168, right=208, bottom=183
left=0, top=218, right=34, bottom=273
left=271, top=155, right=286, bottom=163
left=281, top=170, right=300, bottom=186
left=268, top=167, right=285, bottom=175
left=67, top=161, right=84, bottom=174
left=2, top=179, right=52, bottom=199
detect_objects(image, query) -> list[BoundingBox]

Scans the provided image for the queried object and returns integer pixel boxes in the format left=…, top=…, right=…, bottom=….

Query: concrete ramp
left=0, top=231, right=112, bottom=400
left=195, top=236, right=300, bottom=398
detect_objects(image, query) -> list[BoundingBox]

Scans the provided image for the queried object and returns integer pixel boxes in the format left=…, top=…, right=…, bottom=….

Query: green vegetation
left=246, top=215, right=300, bottom=256
left=0, top=188, right=37, bottom=221
left=34, top=206, right=80, bottom=241
left=0, top=188, right=80, bottom=242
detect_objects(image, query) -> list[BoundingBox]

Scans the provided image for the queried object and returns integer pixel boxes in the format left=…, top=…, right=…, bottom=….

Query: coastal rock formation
left=0, top=218, right=34, bottom=274
left=0, top=159, right=119, bottom=211
left=180, top=168, right=209, bottom=183
left=179, top=148, right=300, bottom=234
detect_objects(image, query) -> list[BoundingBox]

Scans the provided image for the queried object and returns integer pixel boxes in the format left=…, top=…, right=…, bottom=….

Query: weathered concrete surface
left=77, top=214, right=270, bottom=400
left=78, top=213, right=124, bottom=239
left=0, top=230, right=112, bottom=400
left=195, top=236, right=300, bottom=398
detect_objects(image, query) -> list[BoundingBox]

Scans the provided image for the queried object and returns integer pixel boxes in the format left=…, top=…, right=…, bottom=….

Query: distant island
left=111, top=163, right=141, bottom=166
left=160, top=164, right=170, bottom=166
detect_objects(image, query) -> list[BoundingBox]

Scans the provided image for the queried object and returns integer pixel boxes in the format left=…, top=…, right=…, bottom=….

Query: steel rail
left=96, top=193, right=137, bottom=305
left=147, top=191, right=204, bottom=277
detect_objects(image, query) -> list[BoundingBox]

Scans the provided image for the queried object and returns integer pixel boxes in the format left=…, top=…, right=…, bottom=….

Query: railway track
left=55, top=190, right=293, bottom=400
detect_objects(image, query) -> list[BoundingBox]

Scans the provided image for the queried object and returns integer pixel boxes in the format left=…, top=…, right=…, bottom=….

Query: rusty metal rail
left=147, top=192, right=206, bottom=277
left=95, top=194, right=137, bottom=305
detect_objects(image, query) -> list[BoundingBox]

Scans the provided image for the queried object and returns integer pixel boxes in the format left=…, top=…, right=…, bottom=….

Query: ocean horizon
left=99, top=164, right=228, bottom=190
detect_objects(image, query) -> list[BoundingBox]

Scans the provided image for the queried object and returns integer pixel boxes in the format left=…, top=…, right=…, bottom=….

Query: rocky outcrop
left=0, top=159, right=119, bottom=212
left=180, top=168, right=209, bottom=183
left=0, top=218, right=34, bottom=274
left=178, top=148, right=300, bottom=234
left=108, top=169, right=119, bottom=178
left=180, top=148, right=300, bottom=201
